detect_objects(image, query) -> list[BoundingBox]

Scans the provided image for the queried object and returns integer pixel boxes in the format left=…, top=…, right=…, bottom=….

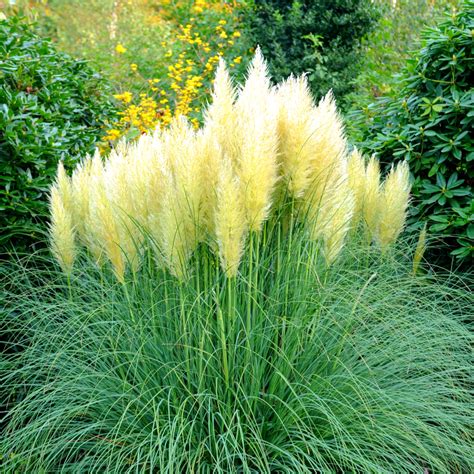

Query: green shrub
left=1, top=232, right=473, bottom=472
left=346, top=0, right=460, bottom=130
left=242, top=0, right=379, bottom=108
left=353, top=2, right=473, bottom=263
left=0, top=16, right=116, bottom=251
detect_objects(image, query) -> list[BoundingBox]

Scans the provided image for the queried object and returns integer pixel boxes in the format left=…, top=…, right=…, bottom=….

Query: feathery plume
left=377, top=161, right=411, bottom=250
left=125, top=130, right=167, bottom=256
left=159, top=118, right=204, bottom=278
left=79, top=151, right=107, bottom=263
left=204, top=59, right=237, bottom=162
left=347, top=148, right=366, bottom=223
left=49, top=183, right=76, bottom=274
left=71, top=156, right=93, bottom=244
left=88, top=153, right=125, bottom=282
left=195, top=127, right=220, bottom=237
left=104, top=146, right=142, bottom=271
left=322, top=184, right=355, bottom=265
left=303, top=90, right=347, bottom=212
left=55, top=161, right=74, bottom=213
left=307, top=169, right=354, bottom=264
left=413, top=223, right=427, bottom=275
left=363, top=155, right=381, bottom=240
left=234, top=48, right=279, bottom=231
left=122, top=135, right=153, bottom=224
left=275, top=75, right=316, bottom=197
left=215, top=157, right=247, bottom=277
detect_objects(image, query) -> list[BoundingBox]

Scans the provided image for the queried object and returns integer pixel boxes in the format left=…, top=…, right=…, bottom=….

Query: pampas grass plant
left=1, top=234, right=472, bottom=472
left=1, top=51, right=472, bottom=473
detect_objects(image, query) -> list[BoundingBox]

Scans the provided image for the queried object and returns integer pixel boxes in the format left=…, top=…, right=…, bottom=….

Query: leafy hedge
left=0, top=16, right=116, bottom=251
left=355, top=2, right=473, bottom=263
left=242, top=0, right=379, bottom=108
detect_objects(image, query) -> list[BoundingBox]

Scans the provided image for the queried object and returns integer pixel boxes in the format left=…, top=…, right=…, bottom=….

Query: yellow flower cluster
left=103, top=0, right=247, bottom=147
left=51, top=51, right=411, bottom=282
left=113, top=91, right=133, bottom=104
left=193, top=0, right=208, bottom=14
left=115, top=43, right=127, bottom=54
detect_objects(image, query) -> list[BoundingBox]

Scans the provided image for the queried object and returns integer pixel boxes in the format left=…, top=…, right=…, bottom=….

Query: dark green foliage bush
left=242, top=0, right=379, bottom=108
left=354, top=2, right=473, bottom=263
left=345, top=0, right=460, bottom=129
left=0, top=16, right=116, bottom=251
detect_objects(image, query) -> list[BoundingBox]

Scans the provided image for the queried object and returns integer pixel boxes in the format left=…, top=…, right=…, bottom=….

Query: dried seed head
left=214, top=157, right=247, bottom=277
left=301, top=91, right=347, bottom=223
left=276, top=75, right=317, bottom=198
left=363, top=155, right=381, bottom=241
left=347, top=148, right=366, bottom=223
left=49, top=185, right=76, bottom=274
left=377, top=161, right=411, bottom=250
left=413, top=223, right=427, bottom=275
left=234, top=48, right=279, bottom=231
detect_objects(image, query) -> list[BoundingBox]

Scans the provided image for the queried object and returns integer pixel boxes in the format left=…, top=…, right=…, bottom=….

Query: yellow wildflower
left=115, top=43, right=126, bottom=54
left=114, top=92, right=133, bottom=104
left=104, top=129, right=122, bottom=141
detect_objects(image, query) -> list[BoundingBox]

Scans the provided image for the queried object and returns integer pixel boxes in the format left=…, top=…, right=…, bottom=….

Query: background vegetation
left=351, top=1, right=473, bottom=265
left=0, top=15, right=116, bottom=252
left=347, top=0, right=461, bottom=121
left=8, top=0, right=251, bottom=143
left=242, top=0, right=379, bottom=109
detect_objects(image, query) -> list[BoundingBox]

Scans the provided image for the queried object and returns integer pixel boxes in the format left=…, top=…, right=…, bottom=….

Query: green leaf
left=423, top=194, right=441, bottom=204
left=467, top=224, right=474, bottom=240
left=436, top=173, right=446, bottom=188
left=430, top=214, right=449, bottom=223
left=450, top=246, right=471, bottom=257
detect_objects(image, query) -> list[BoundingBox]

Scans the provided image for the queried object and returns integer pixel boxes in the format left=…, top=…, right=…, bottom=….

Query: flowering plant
left=103, top=0, right=249, bottom=145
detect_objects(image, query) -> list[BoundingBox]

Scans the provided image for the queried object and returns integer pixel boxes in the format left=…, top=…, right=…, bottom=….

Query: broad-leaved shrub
left=242, top=0, right=379, bottom=108
left=0, top=16, right=116, bottom=251
left=355, top=2, right=473, bottom=263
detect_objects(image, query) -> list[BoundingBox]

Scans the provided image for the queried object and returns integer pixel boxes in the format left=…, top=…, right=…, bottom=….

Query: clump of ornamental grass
left=1, top=50, right=473, bottom=472
left=1, top=234, right=473, bottom=472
